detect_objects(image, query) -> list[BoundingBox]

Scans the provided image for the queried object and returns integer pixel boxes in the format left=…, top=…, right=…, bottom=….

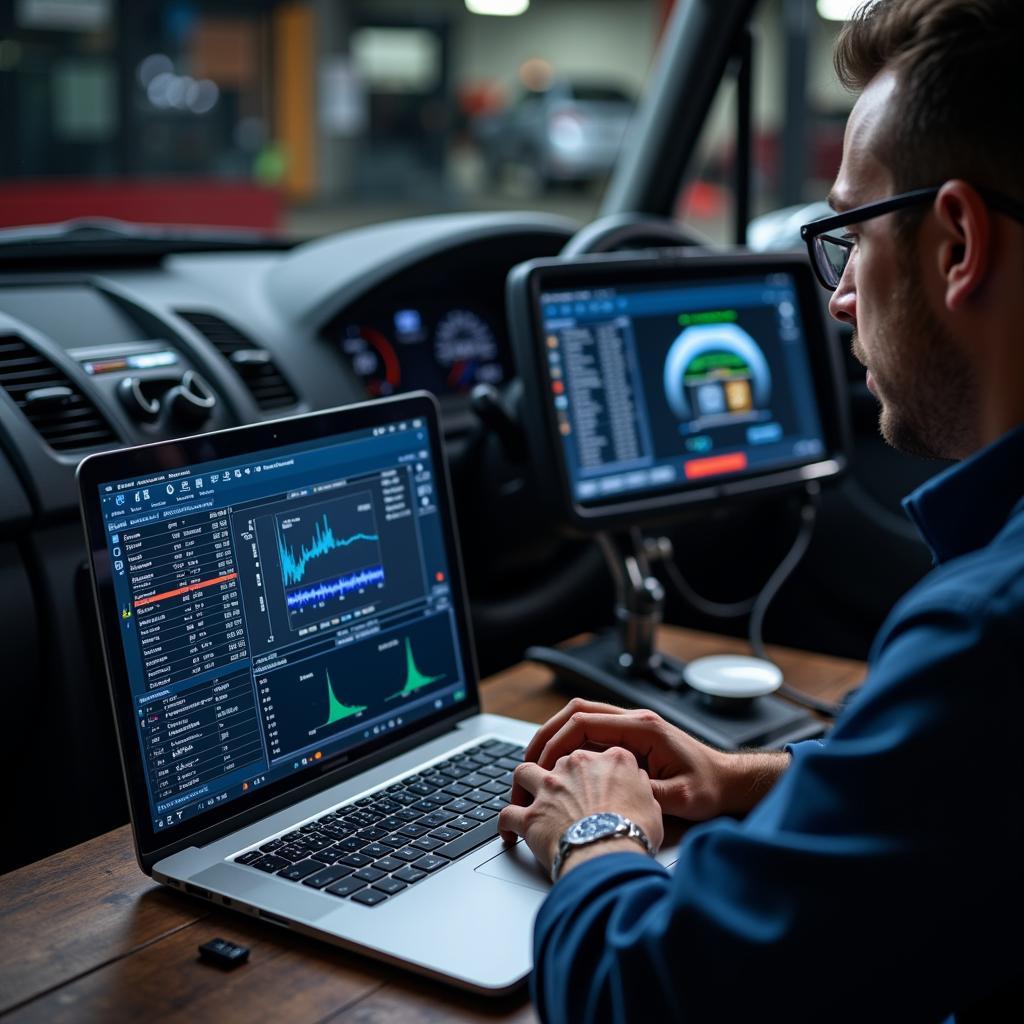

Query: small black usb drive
left=198, top=937, right=250, bottom=968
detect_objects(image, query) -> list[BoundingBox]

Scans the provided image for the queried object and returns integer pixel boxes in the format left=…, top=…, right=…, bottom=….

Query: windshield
left=0, top=0, right=661, bottom=240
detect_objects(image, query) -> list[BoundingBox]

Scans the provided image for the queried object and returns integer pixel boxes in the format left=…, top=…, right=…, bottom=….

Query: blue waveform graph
left=275, top=493, right=385, bottom=628
left=277, top=514, right=379, bottom=587
left=286, top=564, right=386, bottom=611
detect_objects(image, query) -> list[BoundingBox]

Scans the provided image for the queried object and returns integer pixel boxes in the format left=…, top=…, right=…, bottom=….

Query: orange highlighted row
left=133, top=571, right=239, bottom=608
left=683, top=451, right=748, bottom=480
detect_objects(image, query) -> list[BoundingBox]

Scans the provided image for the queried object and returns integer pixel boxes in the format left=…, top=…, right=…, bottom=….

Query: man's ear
left=933, top=180, right=991, bottom=311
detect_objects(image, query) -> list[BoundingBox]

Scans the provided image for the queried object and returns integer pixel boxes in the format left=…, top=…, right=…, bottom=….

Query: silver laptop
left=77, top=392, right=550, bottom=994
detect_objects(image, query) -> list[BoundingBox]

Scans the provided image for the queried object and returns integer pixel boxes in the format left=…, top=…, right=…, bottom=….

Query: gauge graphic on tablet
left=662, top=322, right=772, bottom=424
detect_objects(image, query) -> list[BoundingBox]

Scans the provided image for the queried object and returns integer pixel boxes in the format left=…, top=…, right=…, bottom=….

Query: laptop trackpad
left=475, top=840, right=551, bottom=894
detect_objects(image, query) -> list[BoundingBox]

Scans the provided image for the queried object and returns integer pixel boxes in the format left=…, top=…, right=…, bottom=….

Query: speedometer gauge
left=341, top=326, right=401, bottom=396
left=433, top=309, right=503, bottom=393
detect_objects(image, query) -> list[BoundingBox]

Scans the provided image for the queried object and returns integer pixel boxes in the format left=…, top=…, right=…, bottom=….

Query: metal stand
left=525, top=530, right=825, bottom=751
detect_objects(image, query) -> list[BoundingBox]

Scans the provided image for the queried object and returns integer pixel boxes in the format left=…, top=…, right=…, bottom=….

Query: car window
left=0, top=0, right=663, bottom=239
left=675, top=0, right=855, bottom=247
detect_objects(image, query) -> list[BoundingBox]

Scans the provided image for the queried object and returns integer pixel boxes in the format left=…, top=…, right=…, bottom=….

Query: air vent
left=178, top=311, right=298, bottom=411
left=0, top=334, right=117, bottom=451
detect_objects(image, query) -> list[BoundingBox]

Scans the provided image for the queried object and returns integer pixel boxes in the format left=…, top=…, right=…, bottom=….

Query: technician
left=498, top=1, right=1024, bottom=1020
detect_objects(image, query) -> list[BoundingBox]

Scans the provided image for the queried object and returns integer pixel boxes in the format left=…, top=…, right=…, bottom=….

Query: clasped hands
left=497, top=697, right=763, bottom=878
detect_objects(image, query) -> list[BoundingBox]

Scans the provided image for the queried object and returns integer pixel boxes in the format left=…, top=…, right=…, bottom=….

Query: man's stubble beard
left=855, top=269, right=978, bottom=461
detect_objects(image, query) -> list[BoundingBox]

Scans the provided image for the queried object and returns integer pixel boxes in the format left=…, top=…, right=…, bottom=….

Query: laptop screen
left=92, top=409, right=471, bottom=835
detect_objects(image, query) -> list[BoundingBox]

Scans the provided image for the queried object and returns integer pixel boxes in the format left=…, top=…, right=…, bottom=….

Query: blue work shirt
left=532, top=426, right=1024, bottom=1023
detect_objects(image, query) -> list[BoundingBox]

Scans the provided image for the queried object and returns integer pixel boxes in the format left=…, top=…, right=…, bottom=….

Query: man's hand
left=497, top=746, right=664, bottom=877
left=503, top=698, right=789, bottom=843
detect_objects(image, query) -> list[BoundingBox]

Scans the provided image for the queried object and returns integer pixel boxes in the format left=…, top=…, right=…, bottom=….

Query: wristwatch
left=551, top=812, right=656, bottom=882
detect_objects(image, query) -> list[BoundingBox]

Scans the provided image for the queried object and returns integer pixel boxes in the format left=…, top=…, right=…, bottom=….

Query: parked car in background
left=475, top=79, right=635, bottom=190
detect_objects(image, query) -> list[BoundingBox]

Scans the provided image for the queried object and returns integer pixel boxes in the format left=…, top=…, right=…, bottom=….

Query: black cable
left=660, top=556, right=758, bottom=619
left=656, top=482, right=845, bottom=719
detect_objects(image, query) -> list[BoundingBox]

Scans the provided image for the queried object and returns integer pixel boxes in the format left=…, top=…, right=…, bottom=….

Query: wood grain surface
left=0, top=628, right=864, bottom=1023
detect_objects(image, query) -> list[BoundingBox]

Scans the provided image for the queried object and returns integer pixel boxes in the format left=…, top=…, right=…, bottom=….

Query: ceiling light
left=816, top=0, right=867, bottom=21
left=465, top=0, right=530, bottom=16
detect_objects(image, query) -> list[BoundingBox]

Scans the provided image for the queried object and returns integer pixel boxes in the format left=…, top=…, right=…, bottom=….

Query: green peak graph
left=386, top=638, right=445, bottom=701
left=323, top=671, right=368, bottom=727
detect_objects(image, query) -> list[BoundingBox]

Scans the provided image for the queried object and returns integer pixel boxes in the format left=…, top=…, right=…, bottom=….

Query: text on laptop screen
left=97, top=418, right=469, bottom=833
left=539, top=272, right=828, bottom=506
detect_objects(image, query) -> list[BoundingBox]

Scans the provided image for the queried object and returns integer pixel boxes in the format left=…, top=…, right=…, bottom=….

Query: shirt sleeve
left=531, top=601, right=1022, bottom=1024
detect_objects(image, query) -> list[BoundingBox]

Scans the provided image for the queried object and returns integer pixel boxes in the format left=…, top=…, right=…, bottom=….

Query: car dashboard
left=0, top=212, right=578, bottom=872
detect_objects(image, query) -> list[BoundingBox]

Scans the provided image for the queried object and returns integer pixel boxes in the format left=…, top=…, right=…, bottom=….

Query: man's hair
left=834, top=0, right=1023, bottom=203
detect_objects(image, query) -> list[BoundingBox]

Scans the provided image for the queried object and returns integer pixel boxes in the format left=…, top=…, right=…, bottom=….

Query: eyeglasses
left=800, top=184, right=1024, bottom=291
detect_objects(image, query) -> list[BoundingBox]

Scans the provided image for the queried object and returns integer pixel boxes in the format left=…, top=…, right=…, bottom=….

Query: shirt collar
left=903, top=424, right=1024, bottom=565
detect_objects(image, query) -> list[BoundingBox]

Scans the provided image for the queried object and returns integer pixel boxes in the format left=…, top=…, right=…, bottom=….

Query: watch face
left=568, top=812, right=623, bottom=844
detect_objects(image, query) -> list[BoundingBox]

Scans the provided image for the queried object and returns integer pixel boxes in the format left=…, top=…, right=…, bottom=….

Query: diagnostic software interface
left=539, top=271, right=828, bottom=505
left=96, top=417, right=468, bottom=833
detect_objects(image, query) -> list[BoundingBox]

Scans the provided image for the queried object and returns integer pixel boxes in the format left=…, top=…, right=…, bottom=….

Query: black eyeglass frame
left=800, top=184, right=1024, bottom=290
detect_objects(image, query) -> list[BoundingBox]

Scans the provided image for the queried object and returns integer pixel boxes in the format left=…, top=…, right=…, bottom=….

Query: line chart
left=275, top=493, right=384, bottom=627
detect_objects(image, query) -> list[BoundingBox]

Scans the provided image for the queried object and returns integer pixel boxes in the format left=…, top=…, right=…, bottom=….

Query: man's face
left=827, top=72, right=977, bottom=461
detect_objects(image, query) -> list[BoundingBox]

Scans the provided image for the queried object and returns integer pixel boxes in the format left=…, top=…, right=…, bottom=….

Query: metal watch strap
left=551, top=815, right=655, bottom=882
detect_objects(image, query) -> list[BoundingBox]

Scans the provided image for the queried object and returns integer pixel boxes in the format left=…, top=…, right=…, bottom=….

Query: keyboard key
left=392, top=847, right=423, bottom=863
left=379, top=835, right=409, bottom=850
left=496, top=757, right=521, bottom=771
left=437, top=819, right=500, bottom=861
left=394, top=865, right=427, bottom=884
left=390, top=792, right=419, bottom=806
left=235, top=849, right=263, bottom=865
left=360, top=843, right=392, bottom=860
left=310, top=849, right=339, bottom=864
left=355, top=797, right=375, bottom=807
left=463, top=789, right=494, bottom=804
left=419, top=809, right=457, bottom=828
left=405, top=781, right=436, bottom=797
left=373, top=877, right=407, bottom=895
left=410, top=836, right=444, bottom=852
left=339, top=852, right=374, bottom=868
left=258, top=839, right=285, bottom=853
left=378, top=816, right=407, bottom=832
left=373, top=798, right=401, bottom=813
left=429, top=827, right=462, bottom=843
left=461, top=773, right=491, bottom=789
left=484, top=741, right=519, bottom=758
left=412, top=855, right=447, bottom=873
left=394, top=808, right=423, bottom=823
left=447, top=816, right=479, bottom=833
left=356, top=827, right=390, bottom=842
left=252, top=855, right=292, bottom=872
left=281, top=830, right=303, bottom=843
left=326, top=877, right=367, bottom=898
left=442, top=782, right=471, bottom=798
left=398, top=823, right=431, bottom=839
left=351, top=888, right=389, bottom=907
left=372, top=856, right=405, bottom=873
left=353, top=866, right=386, bottom=883
left=484, top=798, right=507, bottom=812
left=467, top=806, right=498, bottom=822
left=298, top=835, right=333, bottom=852
left=277, top=859, right=322, bottom=881
left=338, top=837, right=367, bottom=852
left=444, top=798, right=475, bottom=815
left=482, top=780, right=511, bottom=796
left=319, top=822, right=350, bottom=840
left=302, top=865, right=354, bottom=889
left=275, top=845, right=307, bottom=862
left=411, top=798, right=446, bottom=813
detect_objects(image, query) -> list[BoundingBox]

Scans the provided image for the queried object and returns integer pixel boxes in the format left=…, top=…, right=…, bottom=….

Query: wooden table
left=0, top=628, right=864, bottom=1023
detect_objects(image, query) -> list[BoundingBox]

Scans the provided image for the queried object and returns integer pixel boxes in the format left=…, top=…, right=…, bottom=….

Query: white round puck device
left=683, top=655, right=783, bottom=701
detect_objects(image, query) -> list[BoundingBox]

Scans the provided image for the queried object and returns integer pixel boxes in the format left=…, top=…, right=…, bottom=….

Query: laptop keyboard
left=232, top=738, right=524, bottom=907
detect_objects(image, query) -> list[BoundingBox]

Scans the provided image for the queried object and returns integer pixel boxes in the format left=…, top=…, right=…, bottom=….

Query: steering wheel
left=465, top=213, right=702, bottom=651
